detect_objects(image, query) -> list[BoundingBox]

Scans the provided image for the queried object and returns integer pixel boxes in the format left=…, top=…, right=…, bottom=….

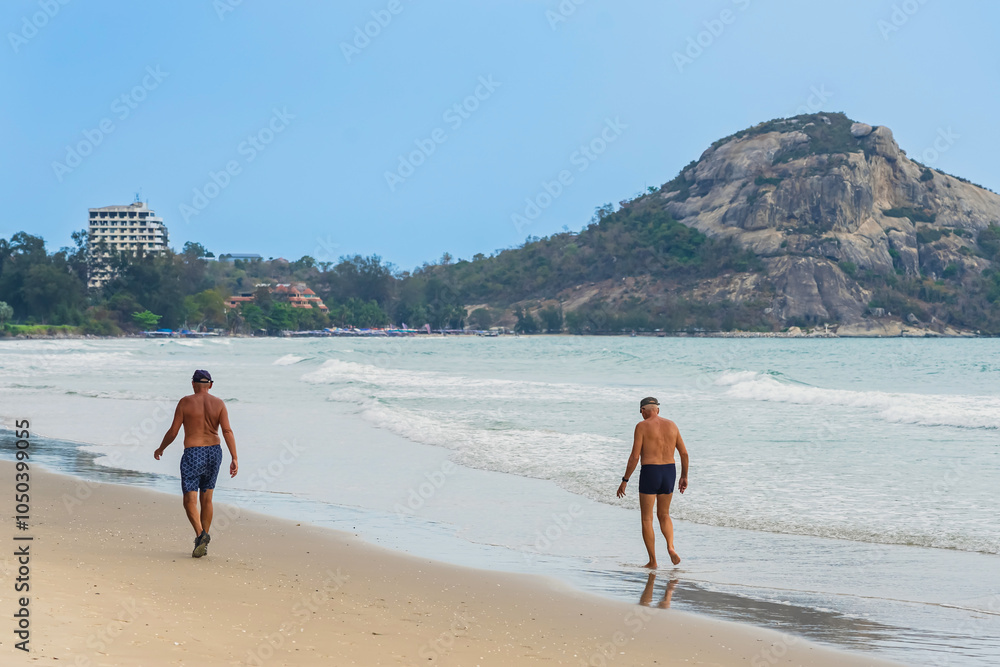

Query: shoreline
left=0, top=325, right=988, bottom=340
left=2, top=460, right=903, bottom=666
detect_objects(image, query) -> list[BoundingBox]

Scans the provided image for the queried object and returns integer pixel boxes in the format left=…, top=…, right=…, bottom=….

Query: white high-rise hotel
left=87, top=200, right=169, bottom=288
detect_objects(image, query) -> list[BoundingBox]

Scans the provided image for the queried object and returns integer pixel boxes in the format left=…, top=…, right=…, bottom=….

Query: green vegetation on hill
left=432, top=201, right=762, bottom=306
left=775, top=113, right=863, bottom=163
left=859, top=250, right=1000, bottom=333
left=884, top=207, right=936, bottom=223
left=978, top=223, right=1000, bottom=260
left=412, top=200, right=774, bottom=332
left=661, top=113, right=863, bottom=206
left=662, top=160, right=697, bottom=202
left=0, top=198, right=768, bottom=335
left=708, top=112, right=861, bottom=158
left=562, top=296, right=772, bottom=334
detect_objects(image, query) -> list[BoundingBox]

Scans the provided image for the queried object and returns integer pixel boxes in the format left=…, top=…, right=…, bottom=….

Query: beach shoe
left=192, top=531, right=209, bottom=558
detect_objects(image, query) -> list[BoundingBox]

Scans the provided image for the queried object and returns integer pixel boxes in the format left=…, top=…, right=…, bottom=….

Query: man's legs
left=199, top=489, right=214, bottom=535
left=639, top=493, right=657, bottom=568
left=182, top=491, right=203, bottom=537
left=656, top=493, right=681, bottom=565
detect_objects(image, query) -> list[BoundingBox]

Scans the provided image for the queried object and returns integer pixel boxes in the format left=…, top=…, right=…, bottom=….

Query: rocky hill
left=658, top=113, right=1000, bottom=331
left=434, top=112, right=1000, bottom=335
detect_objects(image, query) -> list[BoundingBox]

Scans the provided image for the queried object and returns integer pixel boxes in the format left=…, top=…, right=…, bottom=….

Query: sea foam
left=273, top=354, right=306, bottom=365
left=716, top=370, right=1000, bottom=429
left=301, top=358, right=630, bottom=402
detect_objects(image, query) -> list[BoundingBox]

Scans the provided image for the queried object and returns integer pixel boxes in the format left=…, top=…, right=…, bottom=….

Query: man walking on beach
left=617, top=397, right=689, bottom=568
left=154, top=370, right=238, bottom=558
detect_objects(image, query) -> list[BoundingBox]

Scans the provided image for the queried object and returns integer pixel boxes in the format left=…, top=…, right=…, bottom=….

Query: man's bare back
left=154, top=372, right=237, bottom=471
left=634, top=415, right=681, bottom=465
left=177, top=392, right=229, bottom=448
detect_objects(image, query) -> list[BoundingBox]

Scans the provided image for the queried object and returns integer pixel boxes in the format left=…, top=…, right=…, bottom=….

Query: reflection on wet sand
left=0, top=430, right=164, bottom=487
left=639, top=572, right=677, bottom=609
left=621, top=568, right=898, bottom=648
left=609, top=567, right=973, bottom=661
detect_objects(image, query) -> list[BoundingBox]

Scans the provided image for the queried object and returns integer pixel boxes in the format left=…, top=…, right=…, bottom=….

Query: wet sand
left=1, top=461, right=902, bottom=666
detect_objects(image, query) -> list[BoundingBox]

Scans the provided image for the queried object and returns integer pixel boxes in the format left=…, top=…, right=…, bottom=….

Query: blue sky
left=2, top=0, right=998, bottom=271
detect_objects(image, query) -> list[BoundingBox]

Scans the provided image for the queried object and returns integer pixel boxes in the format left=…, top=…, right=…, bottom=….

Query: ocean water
left=1, top=336, right=998, bottom=666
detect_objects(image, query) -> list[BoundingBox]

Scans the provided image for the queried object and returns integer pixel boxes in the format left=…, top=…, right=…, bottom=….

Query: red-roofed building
left=225, top=283, right=328, bottom=312
left=272, top=283, right=329, bottom=311
left=224, top=295, right=256, bottom=308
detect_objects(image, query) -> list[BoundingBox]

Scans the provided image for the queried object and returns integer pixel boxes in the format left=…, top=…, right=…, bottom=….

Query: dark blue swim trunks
left=180, top=445, right=223, bottom=493
left=638, top=463, right=676, bottom=495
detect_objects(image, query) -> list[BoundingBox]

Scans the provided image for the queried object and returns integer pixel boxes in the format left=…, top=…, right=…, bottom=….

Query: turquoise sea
left=2, top=336, right=999, bottom=666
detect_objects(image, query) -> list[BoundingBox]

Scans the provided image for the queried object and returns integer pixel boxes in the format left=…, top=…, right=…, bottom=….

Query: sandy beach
left=0, top=462, right=903, bottom=666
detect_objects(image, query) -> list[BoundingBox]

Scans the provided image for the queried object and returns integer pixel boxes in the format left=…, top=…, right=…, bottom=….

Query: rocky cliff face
left=658, top=113, right=1000, bottom=324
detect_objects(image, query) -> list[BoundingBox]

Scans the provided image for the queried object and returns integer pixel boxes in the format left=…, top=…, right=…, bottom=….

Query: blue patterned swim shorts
left=180, top=445, right=223, bottom=493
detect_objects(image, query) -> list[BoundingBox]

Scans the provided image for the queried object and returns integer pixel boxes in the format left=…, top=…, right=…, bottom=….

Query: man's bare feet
left=643, top=560, right=657, bottom=569
left=668, top=549, right=681, bottom=565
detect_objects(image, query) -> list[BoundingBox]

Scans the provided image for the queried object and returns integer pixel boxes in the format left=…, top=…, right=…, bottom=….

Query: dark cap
left=192, top=369, right=213, bottom=384
left=639, top=397, right=659, bottom=408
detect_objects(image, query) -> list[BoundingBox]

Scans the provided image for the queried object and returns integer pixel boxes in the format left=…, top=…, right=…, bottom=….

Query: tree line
left=0, top=202, right=794, bottom=336
left=6, top=201, right=999, bottom=336
left=0, top=231, right=469, bottom=335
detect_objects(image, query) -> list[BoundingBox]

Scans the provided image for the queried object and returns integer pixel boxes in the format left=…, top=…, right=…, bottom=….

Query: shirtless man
left=616, top=397, right=689, bottom=568
left=154, top=370, right=238, bottom=558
